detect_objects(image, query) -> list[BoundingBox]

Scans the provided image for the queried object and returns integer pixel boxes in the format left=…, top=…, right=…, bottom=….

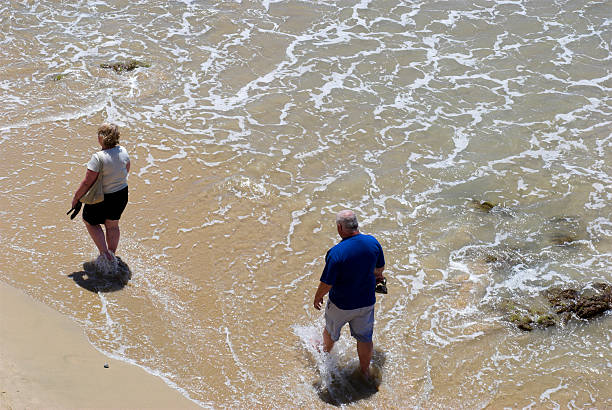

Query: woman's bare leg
left=104, top=219, right=120, bottom=254
left=84, top=221, right=111, bottom=259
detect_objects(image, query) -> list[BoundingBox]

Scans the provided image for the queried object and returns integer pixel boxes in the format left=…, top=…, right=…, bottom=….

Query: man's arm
left=313, top=282, right=332, bottom=310
left=374, top=266, right=385, bottom=281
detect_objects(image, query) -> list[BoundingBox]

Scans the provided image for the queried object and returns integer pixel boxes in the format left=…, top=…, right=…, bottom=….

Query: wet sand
left=0, top=282, right=199, bottom=410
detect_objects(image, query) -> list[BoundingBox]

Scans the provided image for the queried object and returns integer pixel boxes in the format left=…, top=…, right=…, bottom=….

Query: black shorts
left=83, top=186, right=128, bottom=225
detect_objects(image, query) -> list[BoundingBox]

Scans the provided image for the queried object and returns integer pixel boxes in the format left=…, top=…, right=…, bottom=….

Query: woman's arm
left=71, top=169, right=99, bottom=208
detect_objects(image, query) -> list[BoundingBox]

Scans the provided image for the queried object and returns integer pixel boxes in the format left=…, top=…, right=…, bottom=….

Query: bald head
left=336, top=210, right=359, bottom=234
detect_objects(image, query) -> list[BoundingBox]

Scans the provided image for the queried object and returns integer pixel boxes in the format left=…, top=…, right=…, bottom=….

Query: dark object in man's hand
left=67, top=202, right=82, bottom=219
left=375, top=277, right=387, bottom=294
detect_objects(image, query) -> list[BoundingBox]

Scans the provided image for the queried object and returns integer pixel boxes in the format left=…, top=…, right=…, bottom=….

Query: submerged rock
left=536, top=314, right=556, bottom=328
left=546, top=288, right=578, bottom=313
left=100, top=59, right=151, bottom=73
left=509, top=313, right=533, bottom=331
left=545, top=216, right=583, bottom=246
left=549, top=233, right=577, bottom=246
left=546, top=284, right=612, bottom=319
left=470, top=199, right=497, bottom=213
left=574, top=284, right=612, bottom=319
left=575, top=298, right=609, bottom=319
left=482, top=247, right=530, bottom=269
left=509, top=283, right=612, bottom=331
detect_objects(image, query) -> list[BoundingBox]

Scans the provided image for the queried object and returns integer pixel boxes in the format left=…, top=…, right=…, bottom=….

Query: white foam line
left=261, top=0, right=284, bottom=12
left=223, top=326, right=252, bottom=384
left=0, top=100, right=108, bottom=132
left=425, top=127, right=470, bottom=169
left=177, top=219, right=225, bottom=233
left=351, top=0, right=372, bottom=27
left=96, top=293, right=112, bottom=325
left=285, top=207, right=308, bottom=251
left=201, top=16, right=384, bottom=112
left=381, top=295, right=410, bottom=333
left=91, top=343, right=214, bottom=409
left=588, top=217, right=612, bottom=237
left=539, top=380, right=568, bottom=401
left=137, top=153, right=156, bottom=177
left=562, top=163, right=612, bottom=184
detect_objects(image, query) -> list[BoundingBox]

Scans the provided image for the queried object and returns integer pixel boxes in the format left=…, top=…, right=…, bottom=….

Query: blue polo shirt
left=320, top=233, right=385, bottom=310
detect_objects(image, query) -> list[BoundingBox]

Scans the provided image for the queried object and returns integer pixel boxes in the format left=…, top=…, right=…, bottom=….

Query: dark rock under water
left=100, top=60, right=151, bottom=73
left=507, top=283, right=612, bottom=331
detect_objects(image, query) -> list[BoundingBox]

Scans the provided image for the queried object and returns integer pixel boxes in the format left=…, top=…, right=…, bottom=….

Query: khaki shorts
left=325, top=300, right=374, bottom=343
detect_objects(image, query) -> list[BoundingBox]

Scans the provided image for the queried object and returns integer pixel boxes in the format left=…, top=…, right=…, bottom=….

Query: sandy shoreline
left=0, top=281, right=200, bottom=410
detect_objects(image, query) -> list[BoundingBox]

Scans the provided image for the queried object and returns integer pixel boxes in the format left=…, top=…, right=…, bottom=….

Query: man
left=313, top=210, right=385, bottom=378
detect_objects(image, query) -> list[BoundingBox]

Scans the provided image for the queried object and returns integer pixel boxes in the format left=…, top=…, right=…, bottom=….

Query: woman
left=72, top=123, right=130, bottom=263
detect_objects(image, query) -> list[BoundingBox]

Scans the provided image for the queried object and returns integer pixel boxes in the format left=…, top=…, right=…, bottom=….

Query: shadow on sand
left=315, top=348, right=386, bottom=406
left=68, top=256, right=132, bottom=293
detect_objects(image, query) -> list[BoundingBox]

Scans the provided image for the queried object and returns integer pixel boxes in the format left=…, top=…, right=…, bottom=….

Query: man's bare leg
left=323, top=328, right=335, bottom=352
left=357, top=341, right=373, bottom=377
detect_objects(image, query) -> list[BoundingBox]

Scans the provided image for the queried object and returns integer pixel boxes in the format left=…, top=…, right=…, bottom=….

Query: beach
left=0, top=282, right=198, bottom=410
left=1, top=0, right=611, bottom=406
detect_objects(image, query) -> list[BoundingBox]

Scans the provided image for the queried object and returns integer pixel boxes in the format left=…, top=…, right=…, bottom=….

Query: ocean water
left=1, top=0, right=611, bottom=407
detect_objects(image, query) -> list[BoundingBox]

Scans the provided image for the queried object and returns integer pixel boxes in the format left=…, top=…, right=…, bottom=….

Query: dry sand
left=0, top=281, right=200, bottom=409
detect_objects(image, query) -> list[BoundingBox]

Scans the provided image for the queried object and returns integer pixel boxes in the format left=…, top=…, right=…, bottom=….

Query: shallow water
left=1, top=0, right=611, bottom=407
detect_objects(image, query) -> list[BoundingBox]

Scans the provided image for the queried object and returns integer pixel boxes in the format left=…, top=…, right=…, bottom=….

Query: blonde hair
left=98, top=123, right=120, bottom=148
